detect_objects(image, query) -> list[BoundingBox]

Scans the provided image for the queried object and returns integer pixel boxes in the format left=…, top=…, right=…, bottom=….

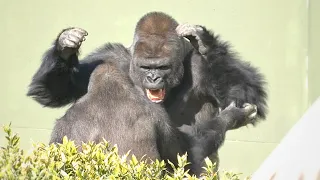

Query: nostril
left=154, top=77, right=162, bottom=83
left=147, top=76, right=153, bottom=82
left=146, top=73, right=162, bottom=83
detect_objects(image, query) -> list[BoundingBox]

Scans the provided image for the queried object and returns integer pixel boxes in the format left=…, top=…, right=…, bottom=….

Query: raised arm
left=176, top=24, right=268, bottom=128
left=27, top=28, right=104, bottom=107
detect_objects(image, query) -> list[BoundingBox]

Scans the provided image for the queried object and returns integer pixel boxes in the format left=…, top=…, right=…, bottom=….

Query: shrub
left=0, top=124, right=246, bottom=180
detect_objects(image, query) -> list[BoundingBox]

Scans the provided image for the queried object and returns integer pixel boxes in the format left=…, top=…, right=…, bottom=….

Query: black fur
left=178, top=25, right=267, bottom=129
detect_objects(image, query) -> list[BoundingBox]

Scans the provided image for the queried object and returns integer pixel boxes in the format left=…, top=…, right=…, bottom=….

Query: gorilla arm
left=178, top=102, right=257, bottom=175
left=27, top=27, right=94, bottom=107
left=176, top=24, right=268, bottom=129
left=27, top=27, right=129, bottom=107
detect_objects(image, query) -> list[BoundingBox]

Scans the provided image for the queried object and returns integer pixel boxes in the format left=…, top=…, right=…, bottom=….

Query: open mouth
left=146, top=89, right=166, bottom=103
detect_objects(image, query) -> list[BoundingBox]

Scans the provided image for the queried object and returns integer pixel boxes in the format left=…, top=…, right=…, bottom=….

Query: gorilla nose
left=147, top=74, right=163, bottom=84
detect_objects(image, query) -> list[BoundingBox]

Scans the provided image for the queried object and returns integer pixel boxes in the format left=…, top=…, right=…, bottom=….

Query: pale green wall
left=308, top=0, right=320, bottom=105
left=0, top=0, right=318, bottom=177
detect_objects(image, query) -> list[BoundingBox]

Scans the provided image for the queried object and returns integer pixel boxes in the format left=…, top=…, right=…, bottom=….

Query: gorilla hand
left=57, top=27, right=88, bottom=60
left=176, top=23, right=207, bottom=55
left=221, top=102, right=258, bottom=130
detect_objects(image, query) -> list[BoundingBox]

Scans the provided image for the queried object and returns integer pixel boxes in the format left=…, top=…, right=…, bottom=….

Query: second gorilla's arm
left=176, top=24, right=268, bottom=128
left=179, top=102, right=257, bottom=175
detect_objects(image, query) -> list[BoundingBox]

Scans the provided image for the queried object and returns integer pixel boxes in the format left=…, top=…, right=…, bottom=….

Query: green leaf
left=204, top=157, right=213, bottom=167
left=131, top=154, right=138, bottom=166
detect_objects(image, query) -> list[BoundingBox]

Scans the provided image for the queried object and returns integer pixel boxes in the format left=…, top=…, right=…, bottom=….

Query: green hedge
left=0, top=124, right=247, bottom=180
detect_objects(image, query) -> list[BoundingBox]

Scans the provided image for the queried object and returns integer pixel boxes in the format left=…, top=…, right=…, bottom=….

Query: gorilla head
left=129, top=12, right=191, bottom=103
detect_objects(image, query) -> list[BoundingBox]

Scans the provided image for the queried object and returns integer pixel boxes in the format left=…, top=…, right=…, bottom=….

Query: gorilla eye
left=140, top=66, right=151, bottom=70
left=158, top=66, right=170, bottom=70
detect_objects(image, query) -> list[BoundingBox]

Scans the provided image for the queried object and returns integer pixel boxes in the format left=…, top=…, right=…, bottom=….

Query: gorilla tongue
left=146, top=89, right=165, bottom=103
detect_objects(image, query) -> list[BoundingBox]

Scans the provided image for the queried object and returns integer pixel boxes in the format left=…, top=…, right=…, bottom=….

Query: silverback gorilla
left=27, top=12, right=268, bottom=175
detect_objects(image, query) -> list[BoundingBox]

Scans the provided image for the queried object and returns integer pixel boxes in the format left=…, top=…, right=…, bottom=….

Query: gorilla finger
left=72, top=27, right=88, bottom=36
left=176, top=23, right=188, bottom=32
left=63, top=39, right=78, bottom=48
left=243, top=104, right=253, bottom=112
left=251, top=104, right=258, bottom=112
left=67, top=35, right=81, bottom=44
left=69, top=29, right=88, bottom=40
left=249, top=111, right=258, bottom=119
left=244, top=103, right=253, bottom=109
left=69, top=31, right=86, bottom=41
left=176, top=26, right=186, bottom=36
left=253, top=104, right=257, bottom=112
left=243, top=103, right=251, bottom=108
left=195, top=25, right=204, bottom=32
left=59, top=31, right=69, bottom=41
left=176, top=23, right=195, bottom=36
left=229, top=101, right=236, bottom=107
left=181, top=26, right=196, bottom=36
left=244, top=104, right=257, bottom=116
left=180, top=24, right=202, bottom=36
left=225, top=101, right=236, bottom=110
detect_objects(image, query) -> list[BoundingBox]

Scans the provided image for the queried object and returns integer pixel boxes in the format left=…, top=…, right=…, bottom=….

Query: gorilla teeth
left=146, top=89, right=165, bottom=103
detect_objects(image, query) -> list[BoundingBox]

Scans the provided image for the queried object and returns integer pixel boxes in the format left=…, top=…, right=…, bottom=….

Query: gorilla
left=27, top=11, right=268, bottom=174
left=49, top=56, right=257, bottom=175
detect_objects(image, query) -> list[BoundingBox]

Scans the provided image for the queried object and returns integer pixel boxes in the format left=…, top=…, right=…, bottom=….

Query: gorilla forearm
left=27, top=29, right=109, bottom=107
left=179, top=102, right=256, bottom=174
left=27, top=46, right=83, bottom=107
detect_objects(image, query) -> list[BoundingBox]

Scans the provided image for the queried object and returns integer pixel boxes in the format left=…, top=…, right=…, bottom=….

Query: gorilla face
left=130, top=34, right=185, bottom=103
left=140, top=65, right=169, bottom=103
